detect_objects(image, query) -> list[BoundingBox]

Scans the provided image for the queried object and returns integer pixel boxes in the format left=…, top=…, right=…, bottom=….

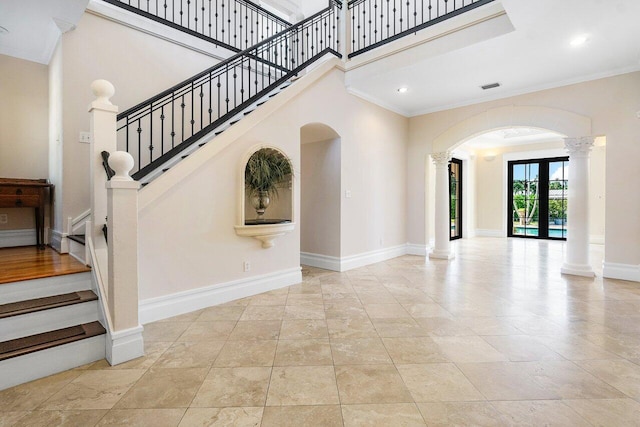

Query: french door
left=508, top=157, right=568, bottom=240
left=449, top=158, right=462, bottom=240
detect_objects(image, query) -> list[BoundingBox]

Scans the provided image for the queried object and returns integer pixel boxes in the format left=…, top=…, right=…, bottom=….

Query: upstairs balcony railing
left=102, top=0, right=291, bottom=52
left=348, top=0, right=493, bottom=57
left=117, top=0, right=342, bottom=180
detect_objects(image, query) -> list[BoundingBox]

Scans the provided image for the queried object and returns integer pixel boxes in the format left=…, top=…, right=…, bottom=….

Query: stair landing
left=0, top=246, right=90, bottom=285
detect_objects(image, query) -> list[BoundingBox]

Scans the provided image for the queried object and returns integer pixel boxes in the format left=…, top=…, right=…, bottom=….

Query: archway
left=300, top=123, right=342, bottom=271
left=426, top=106, right=602, bottom=276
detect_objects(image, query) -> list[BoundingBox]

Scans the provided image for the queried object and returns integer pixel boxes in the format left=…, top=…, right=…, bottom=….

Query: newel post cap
left=91, top=79, right=115, bottom=105
left=108, top=151, right=135, bottom=181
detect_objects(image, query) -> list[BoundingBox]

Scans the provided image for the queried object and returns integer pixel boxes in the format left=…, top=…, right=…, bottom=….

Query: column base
left=429, top=250, right=455, bottom=260
left=561, top=263, right=595, bottom=278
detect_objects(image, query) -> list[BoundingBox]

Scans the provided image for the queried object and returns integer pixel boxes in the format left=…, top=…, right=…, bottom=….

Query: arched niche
left=234, top=145, right=295, bottom=248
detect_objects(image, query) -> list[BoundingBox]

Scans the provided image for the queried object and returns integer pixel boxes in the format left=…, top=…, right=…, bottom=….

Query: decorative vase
left=251, top=191, right=270, bottom=219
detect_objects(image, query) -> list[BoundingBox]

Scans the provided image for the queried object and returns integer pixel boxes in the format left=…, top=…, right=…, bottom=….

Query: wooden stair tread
left=0, top=321, right=105, bottom=361
left=67, top=234, right=86, bottom=245
left=0, top=290, right=98, bottom=319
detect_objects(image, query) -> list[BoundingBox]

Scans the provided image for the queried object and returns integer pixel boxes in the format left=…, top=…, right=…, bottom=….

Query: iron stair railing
left=348, top=0, right=493, bottom=57
left=117, top=0, right=342, bottom=180
left=102, top=0, right=291, bottom=52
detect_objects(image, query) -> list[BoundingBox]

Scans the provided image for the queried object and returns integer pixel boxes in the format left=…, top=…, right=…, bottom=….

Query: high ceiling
left=0, top=0, right=88, bottom=64
left=344, top=0, right=640, bottom=116
left=2, top=0, right=638, bottom=117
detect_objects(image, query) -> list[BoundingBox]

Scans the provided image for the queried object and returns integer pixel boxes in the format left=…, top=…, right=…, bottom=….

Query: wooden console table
left=0, top=178, right=53, bottom=249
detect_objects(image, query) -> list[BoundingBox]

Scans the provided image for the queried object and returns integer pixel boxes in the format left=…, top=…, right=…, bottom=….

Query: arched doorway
left=300, top=123, right=342, bottom=271
left=426, top=106, right=604, bottom=276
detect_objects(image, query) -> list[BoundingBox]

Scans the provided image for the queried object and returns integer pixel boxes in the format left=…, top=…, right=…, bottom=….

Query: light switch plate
left=79, top=132, right=91, bottom=143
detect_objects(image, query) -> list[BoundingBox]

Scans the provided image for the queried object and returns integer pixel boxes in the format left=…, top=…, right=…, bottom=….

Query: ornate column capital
left=564, top=136, right=594, bottom=155
left=431, top=151, right=452, bottom=165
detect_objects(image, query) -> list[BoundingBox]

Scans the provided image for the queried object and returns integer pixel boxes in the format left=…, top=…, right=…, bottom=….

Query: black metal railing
left=348, top=0, right=493, bottom=57
left=102, top=0, right=291, bottom=52
left=117, top=0, right=342, bottom=180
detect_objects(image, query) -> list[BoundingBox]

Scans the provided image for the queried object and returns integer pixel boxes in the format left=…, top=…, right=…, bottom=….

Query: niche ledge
left=234, top=222, right=295, bottom=248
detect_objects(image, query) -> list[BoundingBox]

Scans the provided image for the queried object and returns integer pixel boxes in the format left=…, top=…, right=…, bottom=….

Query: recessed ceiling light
left=570, top=34, right=589, bottom=46
left=0, top=25, right=9, bottom=35
left=397, top=87, right=408, bottom=94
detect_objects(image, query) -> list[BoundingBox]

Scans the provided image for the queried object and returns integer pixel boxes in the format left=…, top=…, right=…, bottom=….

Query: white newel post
left=429, top=152, right=455, bottom=260
left=561, top=136, right=595, bottom=277
left=106, top=152, right=144, bottom=364
left=89, top=80, right=118, bottom=249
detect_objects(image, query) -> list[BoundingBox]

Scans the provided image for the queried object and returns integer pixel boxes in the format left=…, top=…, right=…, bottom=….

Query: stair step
left=244, top=110, right=254, bottom=116
left=199, top=142, right=207, bottom=147
left=230, top=120, right=240, bottom=125
left=0, top=321, right=106, bottom=362
left=0, top=291, right=98, bottom=320
left=163, top=168, right=170, bottom=172
left=67, top=234, right=86, bottom=245
left=181, top=154, right=189, bottom=159
left=257, top=101, right=267, bottom=106
left=215, top=130, right=225, bottom=135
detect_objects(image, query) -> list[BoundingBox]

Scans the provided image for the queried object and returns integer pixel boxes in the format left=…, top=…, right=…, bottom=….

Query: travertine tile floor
left=2, top=238, right=640, bottom=426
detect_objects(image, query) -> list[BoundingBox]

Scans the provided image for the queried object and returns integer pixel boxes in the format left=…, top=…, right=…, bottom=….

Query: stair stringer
left=138, top=56, right=343, bottom=212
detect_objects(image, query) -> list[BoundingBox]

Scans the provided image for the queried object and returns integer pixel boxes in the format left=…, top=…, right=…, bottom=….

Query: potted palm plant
left=245, top=148, right=292, bottom=220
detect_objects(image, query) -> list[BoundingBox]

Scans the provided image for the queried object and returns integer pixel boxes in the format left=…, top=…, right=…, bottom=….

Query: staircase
left=0, top=270, right=106, bottom=390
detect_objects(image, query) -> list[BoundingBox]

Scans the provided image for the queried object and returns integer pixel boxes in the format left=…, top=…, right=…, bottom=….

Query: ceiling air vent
left=481, top=82, right=501, bottom=90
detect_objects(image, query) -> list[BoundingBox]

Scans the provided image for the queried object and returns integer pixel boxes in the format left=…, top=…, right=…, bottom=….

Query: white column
left=106, top=151, right=144, bottom=364
left=429, top=151, right=454, bottom=260
left=89, top=80, right=118, bottom=249
left=561, top=137, right=595, bottom=277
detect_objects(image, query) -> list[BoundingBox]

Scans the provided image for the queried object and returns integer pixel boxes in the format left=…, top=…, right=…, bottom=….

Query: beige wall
left=0, top=55, right=49, bottom=232
left=409, top=72, right=640, bottom=267
left=138, top=68, right=408, bottom=299
left=59, top=11, right=219, bottom=233
left=300, top=138, right=341, bottom=257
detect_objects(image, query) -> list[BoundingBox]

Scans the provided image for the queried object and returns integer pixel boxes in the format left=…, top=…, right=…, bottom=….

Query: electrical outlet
left=243, top=261, right=251, bottom=272
left=0, top=214, right=7, bottom=224
left=345, top=190, right=352, bottom=198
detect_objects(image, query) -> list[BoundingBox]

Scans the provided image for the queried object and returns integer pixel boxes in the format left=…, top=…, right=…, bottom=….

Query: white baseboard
left=303, top=244, right=424, bottom=272
left=475, top=229, right=503, bottom=237
left=300, top=252, right=341, bottom=271
left=51, top=229, right=69, bottom=253
left=107, top=325, right=145, bottom=366
left=0, top=229, right=36, bottom=248
left=406, top=244, right=429, bottom=256
left=603, top=262, right=640, bottom=283
left=340, top=244, right=407, bottom=272
left=139, top=267, right=302, bottom=324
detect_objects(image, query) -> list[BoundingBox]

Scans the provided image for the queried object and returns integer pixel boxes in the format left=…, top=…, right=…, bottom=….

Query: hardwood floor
left=0, top=246, right=90, bottom=285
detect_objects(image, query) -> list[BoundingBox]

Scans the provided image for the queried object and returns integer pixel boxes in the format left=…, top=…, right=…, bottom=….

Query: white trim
left=71, top=209, right=91, bottom=235
left=0, top=301, right=99, bottom=342
left=340, top=244, right=407, bottom=272
left=107, top=325, right=145, bottom=366
left=345, top=86, right=411, bottom=117
left=1, top=272, right=92, bottom=304
left=406, top=244, right=428, bottom=256
left=590, top=235, right=605, bottom=245
left=0, top=229, right=36, bottom=248
left=87, top=0, right=231, bottom=61
left=475, top=229, right=504, bottom=237
left=51, top=229, right=69, bottom=253
left=139, top=267, right=302, bottom=324
left=0, top=335, right=105, bottom=391
left=603, top=262, right=640, bottom=283
left=561, top=263, right=595, bottom=278
left=300, top=252, right=341, bottom=271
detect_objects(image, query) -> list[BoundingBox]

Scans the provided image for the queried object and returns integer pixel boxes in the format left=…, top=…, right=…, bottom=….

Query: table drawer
left=0, top=195, right=41, bottom=208
left=0, top=187, right=42, bottom=196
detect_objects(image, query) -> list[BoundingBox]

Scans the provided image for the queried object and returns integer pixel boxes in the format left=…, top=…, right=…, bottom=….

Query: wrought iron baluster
left=149, top=103, right=154, bottom=162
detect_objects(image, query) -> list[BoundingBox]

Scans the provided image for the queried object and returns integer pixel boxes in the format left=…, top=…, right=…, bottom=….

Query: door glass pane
left=450, top=159, right=462, bottom=239
left=548, top=160, right=568, bottom=239
left=512, top=162, right=540, bottom=237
